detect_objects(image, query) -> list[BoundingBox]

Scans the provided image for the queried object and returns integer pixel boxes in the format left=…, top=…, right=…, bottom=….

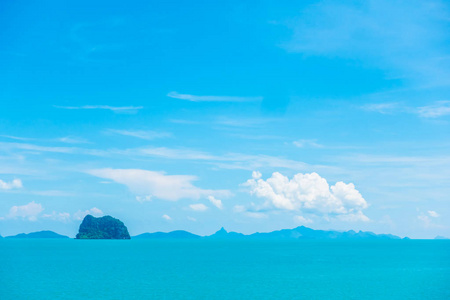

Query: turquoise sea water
left=1, top=239, right=449, bottom=299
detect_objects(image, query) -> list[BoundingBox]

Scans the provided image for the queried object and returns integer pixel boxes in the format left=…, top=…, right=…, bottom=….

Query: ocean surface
left=1, top=239, right=449, bottom=299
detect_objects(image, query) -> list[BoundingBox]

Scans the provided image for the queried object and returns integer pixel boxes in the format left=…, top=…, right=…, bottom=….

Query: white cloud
left=417, top=101, right=450, bottom=118
left=162, top=214, right=172, bottom=220
left=208, top=196, right=223, bottom=209
left=293, top=139, right=323, bottom=149
left=243, top=172, right=369, bottom=221
left=0, top=178, right=23, bottom=190
left=337, top=211, right=370, bottom=222
left=42, top=211, right=71, bottom=222
left=187, top=216, right=197, bottom=222
left=294, top=215, right=313, bottom=224
left=418, top=211, right=442, bottom=228
left=54, top=105, right=143, bottom=113
left=107, top=129, right=171, bottom=140
left=73, top=207, right=103, bottom=221
left=189, top=203, right=208, bottom=212
left=88, top=168, right=229, bottom=201
left=428, top=210, right=440, bottom=218
left=7, top=201, right=43, bottom=221
left=252, top=171, right=262, bottom=179
left=167, top=91, right=262, bottom=102
left=136, top=195, right=152, bottom=203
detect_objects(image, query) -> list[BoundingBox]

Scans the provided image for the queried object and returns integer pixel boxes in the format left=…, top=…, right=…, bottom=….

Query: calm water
left=1, top=239, right=449, bottom=299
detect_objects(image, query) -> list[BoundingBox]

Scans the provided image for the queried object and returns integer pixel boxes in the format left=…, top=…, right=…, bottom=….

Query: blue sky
left=1, top=0, right=450, bottom=238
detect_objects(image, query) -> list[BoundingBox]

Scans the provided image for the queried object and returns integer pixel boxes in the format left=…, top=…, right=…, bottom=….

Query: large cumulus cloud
left=243, top=171, right=369, bottom=221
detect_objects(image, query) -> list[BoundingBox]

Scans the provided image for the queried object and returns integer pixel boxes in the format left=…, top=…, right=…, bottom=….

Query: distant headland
left=5, top=230, right=69, bottom=239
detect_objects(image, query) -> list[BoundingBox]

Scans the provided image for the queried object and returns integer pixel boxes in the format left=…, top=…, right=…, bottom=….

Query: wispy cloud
left=208, top=195, right=223, bottom=209
left=417, top=210, right=443, bottom=228
left=58, top=136, right=90, bottom=144
left=88, top=168, right=230, bottom=201
left=167, top=91, right=262, bottom=102
left=417, top=101, right=450, bottom=118
left=0, top=142, right=77, bottom=154
left=1, top=135, right=90, bottom=144
left=169, top=116, right=279, bottom=128
left=132, top=146, right=313, bottom=171
left=293, top=139, right=324, bottom=149
left=189, top=203, right=208, bottom=211
left=107, top=129, right=171, bottom=140
left=54, top=105, right=143, bottom=113
left=162, top=214, right=172, bottom=221
left=0, top=135, right=36, bottom=141
left=73, top=207, right=104, bottom=221
left=6, top=201, right=43, bottom=221
left=360, top=103, right=400, bottom=114
left=361, top=101, right=450, bottom=118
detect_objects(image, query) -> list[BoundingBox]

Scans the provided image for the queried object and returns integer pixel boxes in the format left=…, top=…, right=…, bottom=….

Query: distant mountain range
left=5, top=230, right=69, bottom=239
left=1, top=226, right=420, bottom=240
left=132, top=226, right=406, bottom=240
left=133, top=230, right=201, bottom=239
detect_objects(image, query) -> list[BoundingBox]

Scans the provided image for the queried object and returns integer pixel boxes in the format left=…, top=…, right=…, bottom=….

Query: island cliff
left=76, top=215, right=130, bottom=239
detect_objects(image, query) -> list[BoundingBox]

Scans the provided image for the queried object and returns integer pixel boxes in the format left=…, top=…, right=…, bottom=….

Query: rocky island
left=76, top=215, right=130, bottom=239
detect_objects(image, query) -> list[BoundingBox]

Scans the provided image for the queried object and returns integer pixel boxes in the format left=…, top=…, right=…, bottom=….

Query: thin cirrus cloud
left=54, top=105, right=143, bottom=113
left=167, top=91, right=263, bottom=103
left=242, top=171, right=369, bottom=222
left=360, top=103, right=400, bottom=114
left=107, top=129, right=172, bottom=140
left=132, top=146, right=312, bottom=171
left=417, top=101, right=450, bottom=118
left=361, top=101, right=450, bottom=118
left=0, top=134, right=89, bottom=144
left=88, top=168, right=230, bottom=201
left=293, top=139, right=324, bottom=149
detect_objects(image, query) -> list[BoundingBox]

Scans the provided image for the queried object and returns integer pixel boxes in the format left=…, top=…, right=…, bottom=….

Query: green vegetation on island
left=76, top=215, right=130, bottom=239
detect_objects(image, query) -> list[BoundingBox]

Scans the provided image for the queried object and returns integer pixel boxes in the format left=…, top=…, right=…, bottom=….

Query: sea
left=1, top=239, right=449, bottom=299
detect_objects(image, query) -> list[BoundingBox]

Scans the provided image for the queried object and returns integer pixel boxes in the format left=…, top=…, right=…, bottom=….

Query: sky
left=1, top=0, right=450, bottom=238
